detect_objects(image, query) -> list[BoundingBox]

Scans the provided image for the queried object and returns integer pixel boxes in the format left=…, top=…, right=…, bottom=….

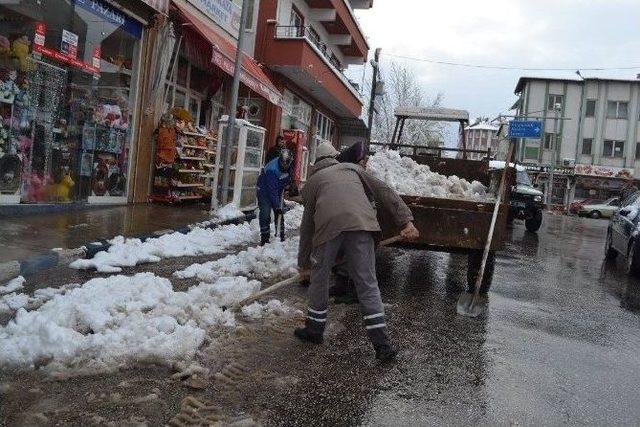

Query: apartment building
left=255, top=0, right=372, bottom=175
left=461, top=120, right=500, bottom=160
left=513, top=76, right=640, bottom=203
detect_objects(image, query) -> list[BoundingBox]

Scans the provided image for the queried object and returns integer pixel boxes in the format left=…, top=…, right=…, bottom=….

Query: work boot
left=374, top=344, right=398, bottom=362
left=260, top=234, right=269, bottom=246
left=294, top=328, right=324, bottom=344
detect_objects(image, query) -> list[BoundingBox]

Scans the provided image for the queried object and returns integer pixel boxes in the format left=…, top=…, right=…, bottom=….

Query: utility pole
left=547, top=104, right=561, bottom=208
left=366, top=47, right=381, bottom=149
left=218, top=0, right=250, bottom=208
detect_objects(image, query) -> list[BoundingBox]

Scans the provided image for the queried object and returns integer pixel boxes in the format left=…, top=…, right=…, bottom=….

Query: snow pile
left=241, top=300, right=299, bottom=320
left=0, top=276, right=25, bottom=295
left=175, top=237, right=299, bottom=283
left=0, top=273, right=264, bottom=371
left=212, top=203, right=244, bottom=221
left=0, top=283, right=80, bottom=314
left=70, top=204, right=304, bottom=273
left=367, top=149, right=489, bottom=200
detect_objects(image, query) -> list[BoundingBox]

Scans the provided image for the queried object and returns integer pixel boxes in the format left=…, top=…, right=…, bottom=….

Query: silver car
left=579, top=197, right=621, bottom=219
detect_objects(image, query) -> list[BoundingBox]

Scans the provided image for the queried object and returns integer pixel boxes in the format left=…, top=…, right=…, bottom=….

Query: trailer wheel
left=525, top=210, right=543, bottom=232
left=467, top=250, right=496, bottom=294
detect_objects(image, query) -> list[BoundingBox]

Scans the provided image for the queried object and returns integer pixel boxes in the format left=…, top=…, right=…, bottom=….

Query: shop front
left=574, top=164, right=637, bottom=202
left=146, top=1, right=281, bottom=205
left=0, top=0, right=150, bottom=205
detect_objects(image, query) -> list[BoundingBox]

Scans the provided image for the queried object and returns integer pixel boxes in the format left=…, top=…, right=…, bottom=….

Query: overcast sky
left=354, top=0, right=640, bottom=121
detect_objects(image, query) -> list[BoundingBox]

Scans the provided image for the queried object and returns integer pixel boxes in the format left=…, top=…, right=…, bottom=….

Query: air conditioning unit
left=562, top=158, right=575, bottom=167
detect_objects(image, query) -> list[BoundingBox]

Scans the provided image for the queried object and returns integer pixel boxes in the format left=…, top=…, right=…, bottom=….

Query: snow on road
left=70, top=203, right=304, bottom=273
left=175, top=237, right=299, bottom=283
left=0, top=273, right=279, bottom=372
left=367, top=149, right=489, bottom=200
left=0, top=206, right=305, bottom=373
left=0, top=276, right=25, bottom=295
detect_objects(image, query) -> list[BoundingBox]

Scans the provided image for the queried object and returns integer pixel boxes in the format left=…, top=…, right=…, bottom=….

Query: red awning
left=176, top=4, right=282, bottom=106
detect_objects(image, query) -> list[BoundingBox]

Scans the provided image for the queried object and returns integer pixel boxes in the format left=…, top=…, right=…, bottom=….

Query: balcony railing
left=274, top=25, right=361, bottom=97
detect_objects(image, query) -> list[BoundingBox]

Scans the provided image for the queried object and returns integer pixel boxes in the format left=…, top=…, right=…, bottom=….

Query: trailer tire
left=525, top=210, right=543, bottom=232
left=467, top=250, right=496, bottom=294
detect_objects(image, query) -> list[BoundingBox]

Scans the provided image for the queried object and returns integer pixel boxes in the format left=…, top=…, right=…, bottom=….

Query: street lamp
left=547, top=103, right=562, bottom=208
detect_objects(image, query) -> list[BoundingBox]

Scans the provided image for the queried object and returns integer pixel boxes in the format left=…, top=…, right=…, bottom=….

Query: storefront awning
left=176, top=4, right=282, bottom=106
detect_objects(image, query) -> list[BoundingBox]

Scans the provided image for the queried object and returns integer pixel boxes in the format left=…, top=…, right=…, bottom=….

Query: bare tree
left=372, top=62, right=444, bottom=147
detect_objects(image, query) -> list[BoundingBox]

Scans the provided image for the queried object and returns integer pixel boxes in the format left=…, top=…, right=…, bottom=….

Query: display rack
left=151, top=127, right=216, bottom=203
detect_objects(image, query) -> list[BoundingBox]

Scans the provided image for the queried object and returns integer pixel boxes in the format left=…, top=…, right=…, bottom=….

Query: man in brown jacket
left=295, top=142, right=419, bottom=361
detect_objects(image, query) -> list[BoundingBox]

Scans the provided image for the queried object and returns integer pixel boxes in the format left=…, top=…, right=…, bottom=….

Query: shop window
left=547, top=94, right=563, bottom=111
left=315, top=111, right=334, bottom=142
left=0, top=0, right=143, bottom=203
left=244, top=0, right=256, bottom=31
left=582, top=138, right=593, bottom=155
left=603, top=140, right=624, bottom=158
left=585, top=99, right=596, bottom=117
left=176, top=57, right=189, bottom=87
left=607, top=101, right=628, bottom=119
left=290, top=6, right=304, bottom=30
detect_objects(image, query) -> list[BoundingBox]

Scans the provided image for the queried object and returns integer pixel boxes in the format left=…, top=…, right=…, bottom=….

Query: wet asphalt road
left=267, top=214, right=640, bottom=426
left=4, top=213, right=640, bottom=426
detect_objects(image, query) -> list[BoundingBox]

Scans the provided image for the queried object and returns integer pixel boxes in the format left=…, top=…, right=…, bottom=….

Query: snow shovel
left=457, top=141, right=515, bottom=318
left=234, top=234, right=405, bottom=311
left=274, top=193, right=285, bottom=242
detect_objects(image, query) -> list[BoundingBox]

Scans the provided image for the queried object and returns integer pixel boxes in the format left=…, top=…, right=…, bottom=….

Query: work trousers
left=257, top=193, right=273, bottom=241
left=306, top=231, right=390, bottom=347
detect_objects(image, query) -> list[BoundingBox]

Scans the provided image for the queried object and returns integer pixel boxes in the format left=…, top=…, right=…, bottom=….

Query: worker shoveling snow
left=70, top=203, right=304, bottom=273
left=367, top=149, right=489, bottom=200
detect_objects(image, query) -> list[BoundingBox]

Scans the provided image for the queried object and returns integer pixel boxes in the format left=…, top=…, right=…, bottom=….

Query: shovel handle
left=379, top=235, right=404, bottom=246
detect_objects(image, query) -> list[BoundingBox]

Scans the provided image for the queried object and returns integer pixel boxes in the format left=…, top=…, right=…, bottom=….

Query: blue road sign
left=509, top=120, right=542, bottom=138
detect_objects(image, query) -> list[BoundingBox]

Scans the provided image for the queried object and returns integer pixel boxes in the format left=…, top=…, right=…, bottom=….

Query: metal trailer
left=371, top=107, right=512, bottom=292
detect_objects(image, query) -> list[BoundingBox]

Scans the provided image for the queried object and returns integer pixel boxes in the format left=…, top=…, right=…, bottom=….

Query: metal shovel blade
left=456, top=292, right=488, bottom=318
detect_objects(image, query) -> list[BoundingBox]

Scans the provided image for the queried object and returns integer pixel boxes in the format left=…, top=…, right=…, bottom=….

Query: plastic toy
left=11, top=36, right=31, bottom=71
left=26, top=173, right=45, bottom=202
left=55, top=172, right=75, bottom=201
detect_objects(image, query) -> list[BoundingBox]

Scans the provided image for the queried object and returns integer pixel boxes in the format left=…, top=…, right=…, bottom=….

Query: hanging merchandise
left=150, top=108, right=218, bottom=203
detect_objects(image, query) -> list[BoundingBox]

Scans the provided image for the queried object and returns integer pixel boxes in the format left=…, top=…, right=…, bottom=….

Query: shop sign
left=187, top=0, right=242, bottom=38
left=61, top=30, right=79, bottom=59
left=574, top=163, right=634, bottom=179
left=32, top=22, right=100, bottom=75
left=73, top=0, right=143, bottom=39
left=212, top=51, right=281, bottom=105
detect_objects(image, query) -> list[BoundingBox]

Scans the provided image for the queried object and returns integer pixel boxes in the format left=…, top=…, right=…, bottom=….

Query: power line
left=382, top=53, right=640, bottom=72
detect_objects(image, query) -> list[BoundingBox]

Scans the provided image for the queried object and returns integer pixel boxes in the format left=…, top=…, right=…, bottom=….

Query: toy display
left=150, top=109, right=217, bottom=203
left=11, top=35, right=31, bottom=71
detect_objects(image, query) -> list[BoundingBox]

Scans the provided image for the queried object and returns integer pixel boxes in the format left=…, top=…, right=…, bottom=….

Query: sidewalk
left=0, top=204, right=212, bottom=264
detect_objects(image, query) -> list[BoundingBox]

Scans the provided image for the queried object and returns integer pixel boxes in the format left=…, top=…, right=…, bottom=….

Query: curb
left=0, top=212, right=256, bottom=284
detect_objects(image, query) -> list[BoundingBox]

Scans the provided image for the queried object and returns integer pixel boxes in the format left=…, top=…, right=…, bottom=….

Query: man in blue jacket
left=257, top=149, right=293, bottom=245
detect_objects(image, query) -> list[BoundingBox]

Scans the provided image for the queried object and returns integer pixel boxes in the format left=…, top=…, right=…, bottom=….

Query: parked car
left=578, top=197, right=621, bottom=219
left=605, top=191, right=640, bottom=275
left=570, top=198, right=597, bottom=215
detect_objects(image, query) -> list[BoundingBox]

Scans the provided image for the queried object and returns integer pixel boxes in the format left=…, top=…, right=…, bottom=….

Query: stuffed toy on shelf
left=11, top=35, right=32, bottom=71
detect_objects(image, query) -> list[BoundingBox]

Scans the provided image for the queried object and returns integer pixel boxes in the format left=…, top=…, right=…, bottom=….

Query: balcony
left=263, top=25, right=364, bottom=118
left=303, top=0, right=369, bottom=59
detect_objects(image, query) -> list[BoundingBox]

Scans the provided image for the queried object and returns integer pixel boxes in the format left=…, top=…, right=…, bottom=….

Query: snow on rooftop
left=367, top=150, right=489, bottom=200
left=465, top=121, right=499, bottom=131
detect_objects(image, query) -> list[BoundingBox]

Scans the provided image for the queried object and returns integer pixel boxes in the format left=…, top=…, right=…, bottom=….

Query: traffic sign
left=509, top=120, right=542, bottom=138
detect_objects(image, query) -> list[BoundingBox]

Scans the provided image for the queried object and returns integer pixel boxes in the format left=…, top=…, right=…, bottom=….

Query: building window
left=585, top=100, right=596, bottom=117
left=547, top=94, right=563, bottom=111
left=603, top=140, right=625, bottom=158
left=524, top=146, right=539, bottom=160
left=315, top=111, right=335, bottom=142
left=607, top=101, right=628, bottom=119
left=636, top=143, right=640, bottom=160
left=245, top=0, right=255, bottom=30
left=582, top=138, right=593, bottom=155
left=544, top=133, right=555, bottom=150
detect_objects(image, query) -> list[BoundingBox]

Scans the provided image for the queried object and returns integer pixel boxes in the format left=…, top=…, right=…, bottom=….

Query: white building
left=461, top=120, right=500, bottom=160
left=513, top=76, right=640, bottom=203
